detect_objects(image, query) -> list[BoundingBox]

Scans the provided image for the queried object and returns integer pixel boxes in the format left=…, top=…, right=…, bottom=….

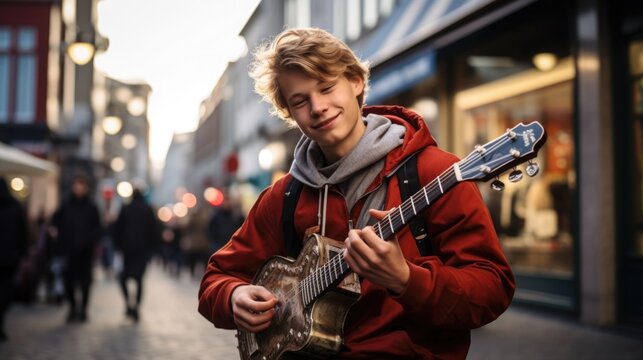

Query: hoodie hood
left=362, top=105, right=438, bottom=175
left=290, top=112, right=406, bottom=188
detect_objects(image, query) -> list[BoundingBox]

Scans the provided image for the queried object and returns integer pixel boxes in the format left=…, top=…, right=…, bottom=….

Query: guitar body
left=238, top=233, right=361, bottom=360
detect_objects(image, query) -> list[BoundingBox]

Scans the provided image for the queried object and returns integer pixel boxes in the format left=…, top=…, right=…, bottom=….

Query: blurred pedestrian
left=112, top=189, right=160, bottom=322
left=207, top=193, right=244, bottom=254
left=0, top=178, right=28, bottom=341
left=50, top=172, right=102, bottom=323
left=183, top=205, right=212, bottom=277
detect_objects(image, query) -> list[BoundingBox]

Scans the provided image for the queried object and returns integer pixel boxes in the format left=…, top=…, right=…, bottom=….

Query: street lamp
left=66, top=32, right=108, bottom=66
left=67, top=39, right=95, bottom=65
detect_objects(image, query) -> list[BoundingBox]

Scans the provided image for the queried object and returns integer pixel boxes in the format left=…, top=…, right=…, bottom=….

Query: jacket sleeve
left=197, top=183, right=287, bottom=329
left=392, top=150, right=515, bottom=330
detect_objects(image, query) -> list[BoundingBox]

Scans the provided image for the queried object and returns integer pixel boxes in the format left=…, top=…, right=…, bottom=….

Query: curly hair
left=249, top=28, right=370, bottom=126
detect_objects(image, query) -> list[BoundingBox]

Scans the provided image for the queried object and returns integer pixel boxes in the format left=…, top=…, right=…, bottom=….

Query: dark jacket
left=0, top=179, right=28, bottom=268
left=112, top=192, right=160, bottom=277
left=198, top=106, right=515, bottom=359
left=52, top=194, right=101, bottom=261
left=207, top=207, right=245, bottom=253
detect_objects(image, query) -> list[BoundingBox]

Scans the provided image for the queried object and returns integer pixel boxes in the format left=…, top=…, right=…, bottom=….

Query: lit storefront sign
left=368, top=47, right=436, bottom=104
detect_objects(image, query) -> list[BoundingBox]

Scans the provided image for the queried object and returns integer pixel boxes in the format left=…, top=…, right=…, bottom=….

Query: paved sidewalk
left=0, top=264, right=238, bottom=360
left=469, top=307, right=643, bottom=360
left=1, top=263, right=642, bottom=359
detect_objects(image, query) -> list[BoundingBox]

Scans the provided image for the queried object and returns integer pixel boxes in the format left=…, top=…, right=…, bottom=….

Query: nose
left=309, top=93, right=328, bottom=116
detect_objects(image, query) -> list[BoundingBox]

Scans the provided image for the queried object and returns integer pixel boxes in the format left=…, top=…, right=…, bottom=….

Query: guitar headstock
left=457, top=122, right=547, bottom=182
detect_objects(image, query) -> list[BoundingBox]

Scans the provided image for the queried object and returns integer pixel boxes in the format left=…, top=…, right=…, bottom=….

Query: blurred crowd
left=0, top=173, right=244, bottom=342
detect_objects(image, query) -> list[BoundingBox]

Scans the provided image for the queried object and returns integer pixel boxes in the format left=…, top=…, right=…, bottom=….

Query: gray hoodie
left=290, top=113, right=406, bottom=232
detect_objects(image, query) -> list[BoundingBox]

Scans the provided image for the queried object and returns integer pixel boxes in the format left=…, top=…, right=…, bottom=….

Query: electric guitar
left=237, top=121, right=547, bottom=359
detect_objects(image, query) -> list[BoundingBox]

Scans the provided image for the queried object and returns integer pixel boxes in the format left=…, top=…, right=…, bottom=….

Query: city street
left=1, top=263, right=642, bottom=360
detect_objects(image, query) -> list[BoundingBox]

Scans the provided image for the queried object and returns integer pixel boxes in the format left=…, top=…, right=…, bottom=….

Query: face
left=278, top=70, right=365, bottom=163
left=71, top=179, right=89, bottom=198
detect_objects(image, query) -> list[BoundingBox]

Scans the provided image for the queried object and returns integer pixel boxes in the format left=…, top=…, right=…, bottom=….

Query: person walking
left=198, top=28, right=514, bottom=359
left=112, top=189, right=160, bottom=322
left=0, top=178, right=28, bottom=341
left=206, top=193, right=245, bottom=254
left=51, top=172, right=102, bottom=323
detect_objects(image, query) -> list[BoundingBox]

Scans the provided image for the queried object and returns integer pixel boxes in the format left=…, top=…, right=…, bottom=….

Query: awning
left=0, top=142, right=59, bottom=176
left=355, top=0, right=495, bottom=65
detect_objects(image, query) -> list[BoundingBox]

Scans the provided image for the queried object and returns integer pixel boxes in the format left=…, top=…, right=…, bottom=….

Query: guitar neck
left=300, top=165, right=460, bottom=306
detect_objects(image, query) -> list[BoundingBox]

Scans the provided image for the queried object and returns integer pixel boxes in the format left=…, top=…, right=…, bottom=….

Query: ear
left=348, top=76, right=365, bottom=97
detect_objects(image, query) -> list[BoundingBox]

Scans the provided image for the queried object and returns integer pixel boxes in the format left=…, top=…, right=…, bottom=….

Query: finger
left=236, top=307, right=275, bottom=327
left=241, top=287, right=278, bottom=312
left=358, top=226, right=391, bottom=254
left=368, top=208, right=390, bottom=221
left=236, top=315, right=273, bottom=333
left=344, top=235, right=375, bottom=274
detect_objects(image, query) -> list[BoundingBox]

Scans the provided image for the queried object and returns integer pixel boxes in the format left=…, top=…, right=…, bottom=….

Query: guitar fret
left=398, top=206, right=405, bottom=224
left=437, top=175, right=443, bottom=193
left=313, top=272, right=319, bottom=297
left=333, top=256, right=339, bottom=281
left=303, top=284, right=308, bottom=305
left=423, top=186, right=430, bottom=204
left=410, top=196, right=417, bottom=215
left=387, top=215, right=394, bottom=234
left=324, top=265, right=329, bottom=287
left=377, top=222, right=383, bottom=238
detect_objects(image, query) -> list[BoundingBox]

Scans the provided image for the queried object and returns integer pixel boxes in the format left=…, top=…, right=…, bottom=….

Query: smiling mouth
left=312, top=114, right=339, bottom=129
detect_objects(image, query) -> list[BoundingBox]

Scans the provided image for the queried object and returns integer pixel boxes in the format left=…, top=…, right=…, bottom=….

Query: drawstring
left=321, top=184, right=329, bottom=236
left=317, top=184, right=329, bottom=237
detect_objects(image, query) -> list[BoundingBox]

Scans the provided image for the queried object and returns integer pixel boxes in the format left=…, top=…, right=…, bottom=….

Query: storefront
left=362, top=0, right=641, bottom=325
left=615, top=0, right=643, bottom=326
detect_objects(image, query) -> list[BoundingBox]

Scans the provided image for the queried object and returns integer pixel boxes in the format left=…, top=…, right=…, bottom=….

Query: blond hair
left=249, top=28, right=370, bottom=125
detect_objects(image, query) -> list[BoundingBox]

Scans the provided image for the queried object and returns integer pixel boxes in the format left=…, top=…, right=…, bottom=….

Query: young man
left=198, top=28, right=515, bottom=359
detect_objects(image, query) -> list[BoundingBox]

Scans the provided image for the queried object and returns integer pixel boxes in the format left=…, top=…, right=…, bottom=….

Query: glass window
left=380, top=0, right=394, bottom=17
left=17, top=27, right=36, bottom=51
left=0, top=27, right=9, bottom=123
left=452, top=4, right=574, bottom=277
left=0, top=25, right=38, bottom=124
left=15, top=55, right=36, bottom=123
left=629, top=39, right=643, bottom=257
left=364, top=0, right=378, bottom=29
left=456, top=79, right=574, bottom=276
left=0, top=27, right=10, bottom=50
left=346, top=0, right=361, bottom=41
left=333, top=0, right=346, bottom=40
left=0, top=56, right=9, bottom=123
left=284, top=0, right=310, bottom=28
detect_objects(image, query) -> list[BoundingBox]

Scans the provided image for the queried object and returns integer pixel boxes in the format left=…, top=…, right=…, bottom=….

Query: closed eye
left=291, top=98, right=308, bottom=108
left=321, top=83, right=336, bottom=93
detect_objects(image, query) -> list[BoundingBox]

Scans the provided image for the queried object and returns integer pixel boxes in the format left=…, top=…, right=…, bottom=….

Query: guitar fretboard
left=299, top=166, right=459, bottom=306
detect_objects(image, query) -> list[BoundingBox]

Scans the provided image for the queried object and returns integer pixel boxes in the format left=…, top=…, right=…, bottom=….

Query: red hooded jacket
left=198, top=106, right=515, bottom=359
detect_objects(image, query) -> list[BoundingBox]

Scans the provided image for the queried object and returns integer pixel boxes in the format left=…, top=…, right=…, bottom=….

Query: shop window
left=629, top=39, right=643, bottom=257
left=454, top=59, right=575, bottom=276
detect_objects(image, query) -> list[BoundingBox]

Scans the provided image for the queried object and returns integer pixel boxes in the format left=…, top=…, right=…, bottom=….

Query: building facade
left=193, top=0, right=643, bottom=328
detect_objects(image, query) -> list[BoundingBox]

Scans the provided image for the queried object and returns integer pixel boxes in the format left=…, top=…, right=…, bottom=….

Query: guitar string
left=291, top=137, right=522, bottom=302
left=299, top=139, right=524, bottom=301
left=285, top=131, right=531, bottom=303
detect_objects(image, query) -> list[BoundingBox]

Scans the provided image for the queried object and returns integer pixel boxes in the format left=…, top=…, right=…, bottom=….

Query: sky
left=94, top=0, right=260, bottom=173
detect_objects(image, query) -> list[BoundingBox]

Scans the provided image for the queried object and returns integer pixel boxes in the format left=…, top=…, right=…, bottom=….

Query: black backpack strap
left=282, top=177, right=304, bottom=258
left=397, top=154, right=431, bottom=256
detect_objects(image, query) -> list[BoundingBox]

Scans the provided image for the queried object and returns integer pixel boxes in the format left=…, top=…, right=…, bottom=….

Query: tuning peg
left=526, top=160, right=540, bottom=177
left=508, top=167, right=523, bottom=182
left=491, top=177, right=505, bottom=191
